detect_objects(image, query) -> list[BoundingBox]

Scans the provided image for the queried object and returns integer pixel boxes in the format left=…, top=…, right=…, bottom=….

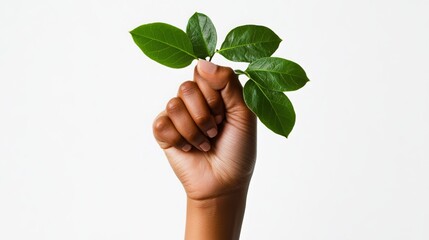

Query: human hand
left=153, top=60, right=257, bottom=201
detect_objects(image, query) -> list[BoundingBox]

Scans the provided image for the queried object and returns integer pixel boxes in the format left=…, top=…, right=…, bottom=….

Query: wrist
left=187, top=187, right=249, bottom=211
left=185, top=189, right=249, bottom=240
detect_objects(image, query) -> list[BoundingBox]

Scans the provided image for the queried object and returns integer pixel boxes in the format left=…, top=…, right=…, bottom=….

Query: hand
left=153, top=60, right=257, bottom=200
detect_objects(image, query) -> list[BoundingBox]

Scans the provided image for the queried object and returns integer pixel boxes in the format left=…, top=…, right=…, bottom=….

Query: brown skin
left=153, top=60, right=257, bottom=240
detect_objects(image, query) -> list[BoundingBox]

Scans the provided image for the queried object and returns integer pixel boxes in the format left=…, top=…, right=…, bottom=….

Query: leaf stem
left=234, top=69, right=250, bottom=78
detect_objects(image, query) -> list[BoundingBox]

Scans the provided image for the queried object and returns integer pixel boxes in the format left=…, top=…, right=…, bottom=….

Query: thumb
left=196, top=60, right=246, bottom=111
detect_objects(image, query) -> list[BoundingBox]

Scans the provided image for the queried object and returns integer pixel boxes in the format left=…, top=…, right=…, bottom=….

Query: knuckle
left=194, top=114, right=211, bottom=127
left=166, top=97, right=183, bottom=113
left=152, top=116, right=169, bottom=134
left=179, top=81, right=197, bottom=97
left=206, top=95, right=221, bottom=108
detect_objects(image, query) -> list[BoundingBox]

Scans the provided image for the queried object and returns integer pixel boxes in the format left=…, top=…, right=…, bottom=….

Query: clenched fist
left=153, top=60, right=257, bottom=200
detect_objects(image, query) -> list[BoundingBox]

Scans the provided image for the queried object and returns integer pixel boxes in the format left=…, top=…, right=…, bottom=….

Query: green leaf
left=246, top=57, right=309, bottom=92
left=243, top=80, right=295, bottom=138
left=130, top=23, right=197, bottom=68
left=218, top=25, right=282, bottom=62
left=186, top=12, right=217, bottom=59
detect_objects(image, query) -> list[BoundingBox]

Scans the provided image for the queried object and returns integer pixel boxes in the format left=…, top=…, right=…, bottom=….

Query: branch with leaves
left=130, top=12, right=309, bottom=138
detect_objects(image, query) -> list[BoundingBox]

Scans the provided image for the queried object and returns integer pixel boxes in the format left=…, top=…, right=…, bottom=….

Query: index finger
left=193, top=66, right=224, bottom=124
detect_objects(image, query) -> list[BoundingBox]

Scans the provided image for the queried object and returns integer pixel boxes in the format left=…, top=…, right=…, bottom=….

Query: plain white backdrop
left=1, top=0, right=428, bottom=239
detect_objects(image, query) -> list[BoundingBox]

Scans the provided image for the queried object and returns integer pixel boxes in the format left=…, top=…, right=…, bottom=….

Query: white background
left=1, top=0, right=428, bottom=239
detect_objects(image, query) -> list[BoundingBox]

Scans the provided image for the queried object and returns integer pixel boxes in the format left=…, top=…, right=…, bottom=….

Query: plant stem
left=209, top=50, right=220, bottom=62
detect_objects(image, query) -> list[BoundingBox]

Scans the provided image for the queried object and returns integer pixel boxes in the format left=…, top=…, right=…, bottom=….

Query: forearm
left=185, top=190, right=249, bottom=240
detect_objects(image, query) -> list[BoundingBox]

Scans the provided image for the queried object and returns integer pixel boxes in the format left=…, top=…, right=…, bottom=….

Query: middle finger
left=178, top=81, right=218, bottom=138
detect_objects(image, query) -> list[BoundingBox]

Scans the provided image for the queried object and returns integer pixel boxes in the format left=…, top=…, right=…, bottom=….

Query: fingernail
left=182, top=144, right=192, bottom=152
left=199, top=142, right=211, bottom=152
left=207, top=128, right=217, bottom=138
left=198, top=60, right=217, bottom=74
left=215, top=115, right=222, bottom=124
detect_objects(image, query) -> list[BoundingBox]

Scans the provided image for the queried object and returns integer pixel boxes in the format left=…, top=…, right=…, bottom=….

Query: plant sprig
left=130, top=12, right=309, bottom=138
